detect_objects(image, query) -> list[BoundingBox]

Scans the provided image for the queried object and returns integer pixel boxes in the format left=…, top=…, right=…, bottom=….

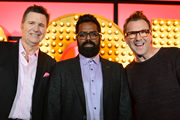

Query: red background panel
left=0, top=1, right=113, bottom=36
left=118, top=3, right=180, bottom=30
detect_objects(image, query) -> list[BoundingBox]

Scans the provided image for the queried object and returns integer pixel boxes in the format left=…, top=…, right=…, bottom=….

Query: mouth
left=30, top=33, right=40, bottom=36
left=84, top=43, right=93, bottom=47
left=135, top=43, right=144, bottom=47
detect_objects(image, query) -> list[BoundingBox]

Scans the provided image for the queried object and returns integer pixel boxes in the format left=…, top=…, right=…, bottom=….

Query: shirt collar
left=79, top=54, right=100, bottom=65
left=19, top=39, right=39, bottom=57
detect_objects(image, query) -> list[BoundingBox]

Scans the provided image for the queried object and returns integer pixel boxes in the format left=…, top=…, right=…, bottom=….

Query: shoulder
left=56, top=57, right=79, bottom=67
left=159, top=47, right=180, bottom=58
left=0, top=41, right=17, bottom=48
left=39, top=50, right=56, bottom=64
left=101, top=57, right=124, bottom=69
left=161, top=47, right=180, bottom=53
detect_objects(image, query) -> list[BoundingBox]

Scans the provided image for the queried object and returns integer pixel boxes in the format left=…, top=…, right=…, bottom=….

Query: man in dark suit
left=44, top=14, right=132, bottom=120
left=0, top=5, right=56, bottom=120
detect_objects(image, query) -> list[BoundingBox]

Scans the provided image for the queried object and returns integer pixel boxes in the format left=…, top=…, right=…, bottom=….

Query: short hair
left=123, top=11, right=151, bottom=34
left=21, top=5, right=49, bottom=26
left=75, top=14, right=101, bottom=34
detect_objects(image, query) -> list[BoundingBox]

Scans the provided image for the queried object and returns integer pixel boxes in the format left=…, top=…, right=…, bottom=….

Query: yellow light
left=60, top=22, right=64, bottom=27
left=108, top=43, right=112, bottom=48
left=52, top=36, right=56, bottom=40
left=121, top=51, right=126, bottom=56
left=108, top=23, right=112, bottom=28
left=100, top=50, right=105, bottom=55
left=52, top=22, right=57, bottom=26
left=101, top=23, right=105, bottom=27
left=67, top=22, right=71, bottom=27
left=153, top=20, right=158, bottom=25
left=159, top=20, right=164, bottom=26
left=101, top=43, right=105, bottom=48
left=115, top=31, right=119, bottom=35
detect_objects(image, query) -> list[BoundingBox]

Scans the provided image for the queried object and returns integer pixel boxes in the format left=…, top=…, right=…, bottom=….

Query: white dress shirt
left=8, top=39, right=38, bottom=120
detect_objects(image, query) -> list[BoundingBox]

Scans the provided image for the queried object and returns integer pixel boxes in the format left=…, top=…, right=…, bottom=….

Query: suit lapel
left=33, top=50, right=44, bottom=92
left=71, top=56, right=86, bottom=111
left=101, top=58, right=111, bottom=104
left=11, top=41, right=19, bottom=84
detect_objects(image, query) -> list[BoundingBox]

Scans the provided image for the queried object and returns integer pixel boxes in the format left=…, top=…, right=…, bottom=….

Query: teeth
left=135, top=43, right=143, bottom=46
left=32, top=33, right=39, bottom=36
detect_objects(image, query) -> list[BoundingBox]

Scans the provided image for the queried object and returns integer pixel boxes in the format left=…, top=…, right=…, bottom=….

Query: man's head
left=76, top=14, right=101, bottom=58
left=21, top=5, right=49, bottom=47
left=123, top=11, right=152, bottom=59
left=21, top=5, right=49, bottom=26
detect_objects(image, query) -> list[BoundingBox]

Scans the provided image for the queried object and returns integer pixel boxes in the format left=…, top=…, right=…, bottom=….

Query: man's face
left=76, top=22, right=101, bottom=58
left=21, top=12, right=47, bottom=47
left=124, top=19, right=152, bottom=58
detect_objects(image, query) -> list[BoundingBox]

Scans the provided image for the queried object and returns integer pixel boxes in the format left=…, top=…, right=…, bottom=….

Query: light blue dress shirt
left=79, top=54, right=103, bottom=120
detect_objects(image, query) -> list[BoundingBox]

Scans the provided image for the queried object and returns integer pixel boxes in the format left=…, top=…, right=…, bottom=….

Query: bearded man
left=44, top=14, right=132, bottom=120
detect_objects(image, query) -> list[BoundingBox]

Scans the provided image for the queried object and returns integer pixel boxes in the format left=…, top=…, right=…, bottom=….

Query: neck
left=134, top=47, right=160, bottom=62
left=21, top=40, right=39, bottom=56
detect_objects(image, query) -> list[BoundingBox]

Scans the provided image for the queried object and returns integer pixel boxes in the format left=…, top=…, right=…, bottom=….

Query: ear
left=124, top=37, right=129, bottom=44
left=76, top=34, right=78, bottom=41
left=99, top=34, right=102, bottom=40
left=21, top=24, right=23, bottom=33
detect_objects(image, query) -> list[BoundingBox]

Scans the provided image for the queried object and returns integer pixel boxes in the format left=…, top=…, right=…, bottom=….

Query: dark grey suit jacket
left=44, top=56, right=132, bottom=120
left=0, top=41, right=56, bottom=120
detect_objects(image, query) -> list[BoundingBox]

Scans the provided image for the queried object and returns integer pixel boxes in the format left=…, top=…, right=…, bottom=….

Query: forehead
left=24, top=12, right=46, bottom=23
left=126, top=19, right=149, bottom=32
left=78, top=22, right=98, bottom=32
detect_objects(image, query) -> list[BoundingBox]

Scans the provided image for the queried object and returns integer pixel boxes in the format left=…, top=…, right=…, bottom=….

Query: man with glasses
left=44, top=14, right=132, bottom=120
left=124, top=11, right=180, bottom=120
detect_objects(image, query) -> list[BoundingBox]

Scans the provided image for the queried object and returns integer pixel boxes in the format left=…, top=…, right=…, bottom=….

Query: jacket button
left=83, top=115, right=86, bottom=119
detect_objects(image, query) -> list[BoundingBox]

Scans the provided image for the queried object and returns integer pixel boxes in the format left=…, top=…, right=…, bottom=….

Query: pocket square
left=43, top=72, right=50, bottom=77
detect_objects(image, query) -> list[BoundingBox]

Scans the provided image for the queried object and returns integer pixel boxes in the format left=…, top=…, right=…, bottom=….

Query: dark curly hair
left=75, top=14, right=101, bottom=34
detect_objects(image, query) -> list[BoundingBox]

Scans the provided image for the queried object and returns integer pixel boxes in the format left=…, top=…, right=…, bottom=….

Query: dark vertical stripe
left=114, top=0, right=118, bottom=25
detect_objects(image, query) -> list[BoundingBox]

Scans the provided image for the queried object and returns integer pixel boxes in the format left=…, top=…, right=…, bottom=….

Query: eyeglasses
left=125, top=29, right=151, bottom=39
left=77, top=31, right=101, bottom=40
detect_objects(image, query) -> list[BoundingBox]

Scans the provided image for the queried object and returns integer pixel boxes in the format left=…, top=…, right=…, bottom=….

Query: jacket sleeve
left=44, top=63, right=61, bottom=120
left=119, top=66, right=133, bottom=120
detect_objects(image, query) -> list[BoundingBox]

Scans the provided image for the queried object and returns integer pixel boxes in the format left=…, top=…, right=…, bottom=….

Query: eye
left=141, top=30, right=147, bottom=33
left=39, top=23, right=45, bottom=27
left=128, top=31, right=136, bottom=36
left=78, top=32, right=87, bottom=37
left=28, top=21, right=34, bottom=24
left=90, top=32, right=99, bottom=36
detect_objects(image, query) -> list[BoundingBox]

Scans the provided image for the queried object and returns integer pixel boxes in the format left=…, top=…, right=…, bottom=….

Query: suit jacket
left=0, top=41, right=56, bottom=120
left=44, top=56, right=132, bottom=120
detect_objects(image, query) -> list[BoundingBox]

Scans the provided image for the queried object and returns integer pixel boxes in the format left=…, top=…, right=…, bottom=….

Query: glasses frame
left=125, top=29, right=151, bottom=39
left=77, top=31, right=101, bottom=40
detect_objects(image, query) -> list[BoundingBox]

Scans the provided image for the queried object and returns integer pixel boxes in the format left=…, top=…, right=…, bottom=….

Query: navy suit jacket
left=44, top=56, right=132, bottom=120
left=0, top=41, right=56, bottom=120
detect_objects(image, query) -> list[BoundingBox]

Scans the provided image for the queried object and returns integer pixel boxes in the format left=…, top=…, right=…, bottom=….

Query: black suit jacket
left=0, top=41, right=56, bottom=120
left=44, top=56, right=132, bottom=120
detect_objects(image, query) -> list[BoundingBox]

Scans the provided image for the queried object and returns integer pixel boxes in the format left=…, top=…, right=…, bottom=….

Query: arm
left=119, top=67, right=133, bottom=120
left=44, top=64, right=61, bottom=120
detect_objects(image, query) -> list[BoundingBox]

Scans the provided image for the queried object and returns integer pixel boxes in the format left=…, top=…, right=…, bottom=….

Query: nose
left=33, top=24, right=40, bottom=32
left=86, top=34, right=91, bottom=40
left=135, top=32, right=143, bottom=40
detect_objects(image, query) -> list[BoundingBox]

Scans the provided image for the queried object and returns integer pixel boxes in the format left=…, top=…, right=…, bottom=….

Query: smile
left=135, top=43, right=144, bottom=46
left=31, top=33, right=40, bottom=36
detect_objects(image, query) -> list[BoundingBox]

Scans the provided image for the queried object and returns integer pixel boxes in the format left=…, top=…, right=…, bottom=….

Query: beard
left=77, top=39, right=100, bottom=58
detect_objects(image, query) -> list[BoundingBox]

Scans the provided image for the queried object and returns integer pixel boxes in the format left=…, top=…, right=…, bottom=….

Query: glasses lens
left=126, top=29, right=150, bottom=39
left=127, top=32, right=136, bottom=39
left=89, top=32, right=99, bottom=39
left=140, top=30, right=150, bottom=37
left=78, top=32, right=87, bottom=40
left=78, top=32, right=99, bottom=40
